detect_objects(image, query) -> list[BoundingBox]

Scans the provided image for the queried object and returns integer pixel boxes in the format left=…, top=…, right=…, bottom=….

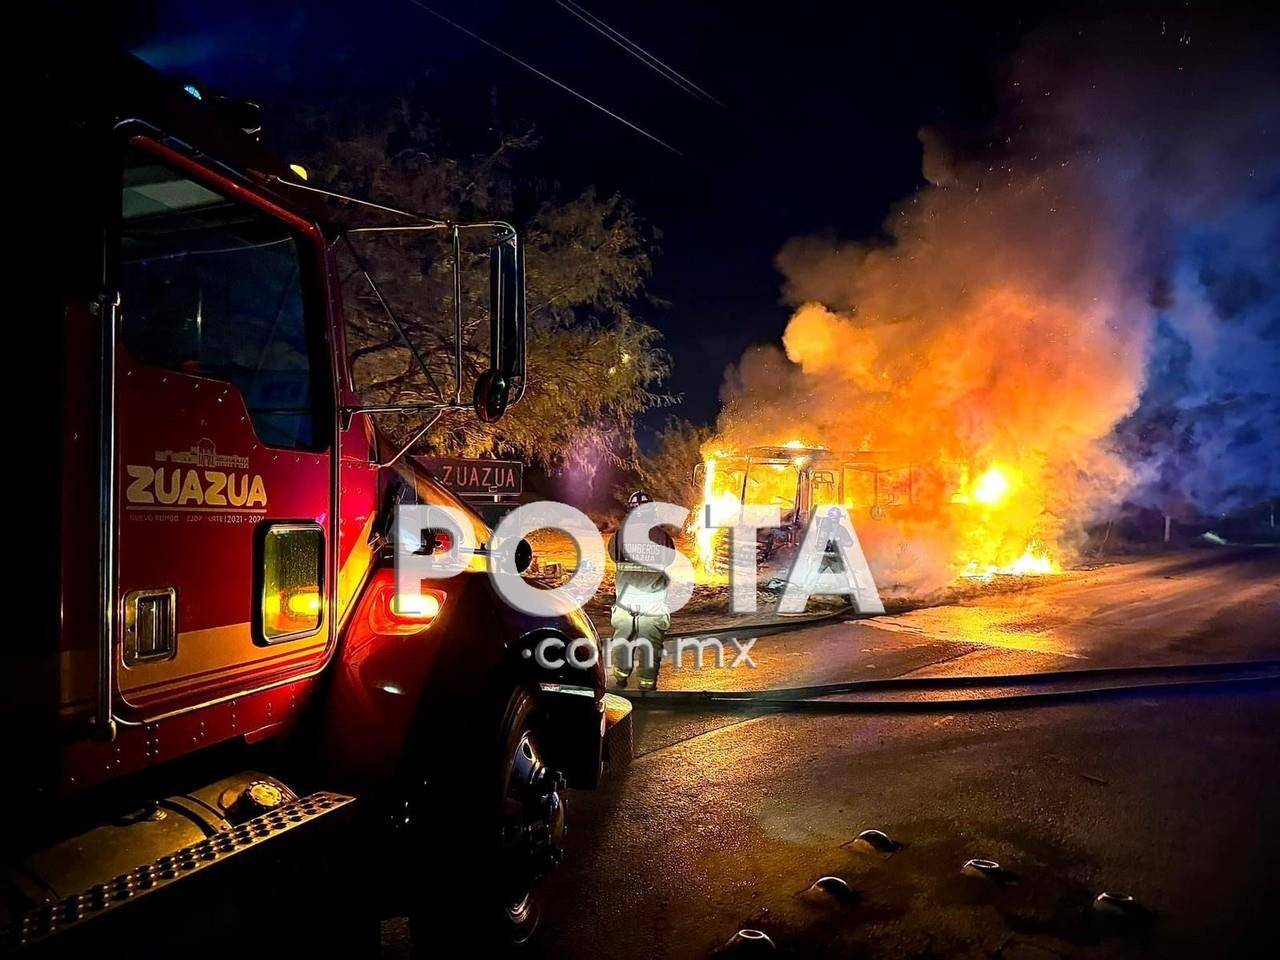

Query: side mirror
left=472, top=369, right=509, bottom=424
left=484, top=535, right=534, bottom=574
left=474, top=232, right=526, bottom=422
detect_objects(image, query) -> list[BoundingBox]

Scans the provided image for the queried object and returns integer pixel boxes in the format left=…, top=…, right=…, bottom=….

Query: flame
left=690, top=449, right=806, bottom=582
left=692, top=464, right=751, bottom=580
left=690, top=440, right=1063, bottom=590
left=962, top=542, right=1059, bottom=580
left=686, top=16, right=1278, bottom=595
left=693, top=456, right=723, bottom=576
left=698, top=279, right=1140, bottom=592
left=1005, top=545, right=1057, bottom=575
left=971, top=464, right=1013, bottom=505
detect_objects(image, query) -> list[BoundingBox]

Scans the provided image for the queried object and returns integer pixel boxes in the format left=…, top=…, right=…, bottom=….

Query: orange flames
left=688, top=96, right=1169, bottom=592
left=957, top=464, right=1058, bottom=578
left=691, top=446, right=1061, bottom=589
left=696, top=284, right=1138, bottom=589
left=692, top=97, right=1160, bottom=595
left=969, top=464, right=1012, bottom=506
left=693, top=455, right=737, bottom=577
left=689, top=17, right=1278, bottom=593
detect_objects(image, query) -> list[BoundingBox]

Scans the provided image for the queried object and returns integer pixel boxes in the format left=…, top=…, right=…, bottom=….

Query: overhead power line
left=555, top=0, right=723, bottom=107
left=406, top=1, right=683, bottom=156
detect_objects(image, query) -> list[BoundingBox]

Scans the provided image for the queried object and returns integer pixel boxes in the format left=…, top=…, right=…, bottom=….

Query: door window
left=119, top=148, right=327, bottom=450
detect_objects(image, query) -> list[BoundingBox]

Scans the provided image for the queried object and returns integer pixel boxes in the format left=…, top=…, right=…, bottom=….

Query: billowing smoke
left=1119, top=202, right=1280, bottom=517
left=712, top=11, right=1279, bottom=588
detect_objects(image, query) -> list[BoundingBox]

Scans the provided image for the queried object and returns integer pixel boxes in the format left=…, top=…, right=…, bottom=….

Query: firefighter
left=817, top=505, right=854, bottom=568
left=608, top=490, right=675, bottom=691
left=783, top=505, right=855, bottom=599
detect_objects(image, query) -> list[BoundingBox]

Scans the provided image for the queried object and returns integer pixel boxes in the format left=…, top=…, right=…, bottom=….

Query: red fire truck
left=3, top=24, right=630, bottom=954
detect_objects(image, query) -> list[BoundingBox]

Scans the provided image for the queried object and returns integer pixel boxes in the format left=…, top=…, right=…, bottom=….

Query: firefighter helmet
left=627, top=490, right=653, bottom=508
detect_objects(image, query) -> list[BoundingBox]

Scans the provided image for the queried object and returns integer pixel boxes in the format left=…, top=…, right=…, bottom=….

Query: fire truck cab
left=3, top=24, right=629, bottom=953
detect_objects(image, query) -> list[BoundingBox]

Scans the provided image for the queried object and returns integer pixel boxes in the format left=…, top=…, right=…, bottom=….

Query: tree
left=628, top=418, right=713, bottom=509
left=294, top=103, right=673, bottom=487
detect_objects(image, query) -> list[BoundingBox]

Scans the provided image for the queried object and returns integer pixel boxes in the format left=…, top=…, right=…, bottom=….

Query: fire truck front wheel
left=409, top=687, right=565, bottom=949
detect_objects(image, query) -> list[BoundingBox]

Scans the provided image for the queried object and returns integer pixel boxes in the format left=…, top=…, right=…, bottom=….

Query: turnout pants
left=609, top=605, right=672, bottom=688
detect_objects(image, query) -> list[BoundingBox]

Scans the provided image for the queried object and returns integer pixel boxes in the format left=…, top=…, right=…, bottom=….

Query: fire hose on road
left=665, top=604, right=865, bottom=642
left=618, top=659, right=1280, bottom=714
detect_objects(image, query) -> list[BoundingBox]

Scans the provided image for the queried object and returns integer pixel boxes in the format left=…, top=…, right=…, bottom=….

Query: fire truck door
left=110, top=142, right=333, bottom=720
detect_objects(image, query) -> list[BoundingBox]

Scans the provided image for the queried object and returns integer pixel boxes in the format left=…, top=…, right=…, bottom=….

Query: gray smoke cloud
left=1051, top=12, right=1280, bottom=518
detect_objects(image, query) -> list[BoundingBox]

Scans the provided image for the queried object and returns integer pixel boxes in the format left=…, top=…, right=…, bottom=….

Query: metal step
left=2, top=791, right=354, bottom=953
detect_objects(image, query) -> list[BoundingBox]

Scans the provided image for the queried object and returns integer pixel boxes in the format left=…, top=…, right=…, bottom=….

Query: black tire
left=408, top=687, right=562, bottom=953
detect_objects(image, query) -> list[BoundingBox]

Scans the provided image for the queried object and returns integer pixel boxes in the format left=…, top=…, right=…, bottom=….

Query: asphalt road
left=388, top=546, right=1280, bottom=957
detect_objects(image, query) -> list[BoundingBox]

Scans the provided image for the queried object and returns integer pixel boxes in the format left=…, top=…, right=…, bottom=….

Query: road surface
left=389, top=546, right=1280, bottom=957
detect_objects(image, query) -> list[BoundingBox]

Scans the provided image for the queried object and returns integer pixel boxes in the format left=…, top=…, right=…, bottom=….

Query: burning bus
left=692, top=442, right=1056, bottom=587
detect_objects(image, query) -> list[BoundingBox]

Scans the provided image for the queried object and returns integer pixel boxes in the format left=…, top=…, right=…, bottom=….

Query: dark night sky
left=68, top=0, right=1106, bottom=428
